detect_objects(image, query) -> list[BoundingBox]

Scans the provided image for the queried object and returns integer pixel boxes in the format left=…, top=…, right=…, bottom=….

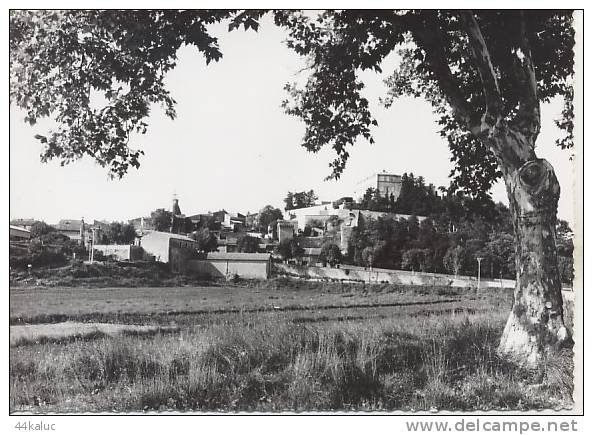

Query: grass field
left=9, top=280, right=574, bottom=412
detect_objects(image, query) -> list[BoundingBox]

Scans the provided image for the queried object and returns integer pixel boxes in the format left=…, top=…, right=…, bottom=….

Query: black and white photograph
left=7, top=5, right=585, bottom=425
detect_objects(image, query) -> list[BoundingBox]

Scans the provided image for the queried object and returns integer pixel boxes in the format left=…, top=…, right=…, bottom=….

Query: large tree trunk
left=489, top=127, right=572, bottom=369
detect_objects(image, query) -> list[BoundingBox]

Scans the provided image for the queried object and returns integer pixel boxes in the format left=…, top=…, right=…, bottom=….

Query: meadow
left=9, top=279, right=574, bottom=412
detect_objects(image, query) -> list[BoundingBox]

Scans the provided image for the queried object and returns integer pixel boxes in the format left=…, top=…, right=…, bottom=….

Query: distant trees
left=276, top=239, right=304, bottom=262
left=443, top=245, right=465, bottom=277
left=148, top=208, right=193, bottom=233
left=401, top=248, right=431, bottom=272
left=361, top=245, right=381, bottom=269
left=105, top=222, right=137, bottom=244
left=344, top=201, right=569, bottom=281
left=151, top=209, right=173, bottom=232
left=347, top=216, right=401, bottom=269
left=257, top=205, right=283, bottom=233
left=395, top=174, right=441, bottom=216
left=10, top=241, right=68, bottom=269
left=481, top=232, right=516, bottom=279
left=191, top=228, right=218, bottom=253
left=38, top=232, right=71, bottom=245
left=10, top=228, right=82, bottom=270
left=284, top=190, right=318, bottom=211
left=319, top=243, right=342, bottom=267
left=29, top=221, right=56, bottom=238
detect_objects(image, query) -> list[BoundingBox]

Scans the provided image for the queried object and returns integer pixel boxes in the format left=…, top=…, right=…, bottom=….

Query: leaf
left=34, top=134, right=47, bottom=143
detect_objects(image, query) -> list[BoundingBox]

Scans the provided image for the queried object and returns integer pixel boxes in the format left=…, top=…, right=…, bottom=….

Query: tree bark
left=488, top=127, right=572, bottom=369
left=427, top=10, right=574, bottom=370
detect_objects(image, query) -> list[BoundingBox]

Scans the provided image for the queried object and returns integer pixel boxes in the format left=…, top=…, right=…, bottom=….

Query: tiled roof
left=10, top=219, right=36, bottom=226
left=56, top=219, right=84, bottom=231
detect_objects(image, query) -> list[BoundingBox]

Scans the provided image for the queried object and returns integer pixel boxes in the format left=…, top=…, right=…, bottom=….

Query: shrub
left=9, top=243, right=67, bottom=270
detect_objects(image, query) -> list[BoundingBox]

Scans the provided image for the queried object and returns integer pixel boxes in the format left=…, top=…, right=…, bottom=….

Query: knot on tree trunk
left=512, top=158, right=560, bottom=222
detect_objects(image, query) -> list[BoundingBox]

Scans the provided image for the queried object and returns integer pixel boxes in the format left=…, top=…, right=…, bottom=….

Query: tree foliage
left=9, top=10, right=246, bottom=177
left=284, top=190, right=318, bottom=211
left=344, top=201, right=573, bottom=283
left=151, top=208, right=173, bottom=232
left=319, top=242, right=342, bottom=267
left=401, top=248, right=431, bottom=272
left=443, top=245, right=465, bottom=276
left=257, top=205, right=284, bottom=233
left=191, top=228, right=218, bottom=253
left=29, top=221, right=56, bottom=238
left=275, top=238, right=304, bottom=261
left=105, top=222, right=137, bottom=244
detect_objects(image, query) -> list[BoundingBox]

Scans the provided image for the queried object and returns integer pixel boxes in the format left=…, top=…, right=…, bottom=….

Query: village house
left=245, top=212, right=259, bottom=230
left=212, top=210, right=246, bottom=231
left=187, top=213, right=216, bottom=230
left=9, top=225, right=31, bottom=241
left=186, top=252, right=272, bottom=280
left=285, top=202, right=334, bottom=229
left=9, top=218, right=37, bottom=231
left=139, top=230, right=199, bottom=271
left=299, top=237, right=325, bottom=266
left=216, top=233, right=239, bottom=253
left=92, top=244, right=146, bottom=262
left=54, top=219, right=86, bottom=245
left=129, top=216, right=156, bottom=234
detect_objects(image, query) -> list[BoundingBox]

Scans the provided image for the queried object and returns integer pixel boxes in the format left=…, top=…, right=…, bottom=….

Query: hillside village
left=10, top=171, right=415, bottom=278
left=10, top=170, right=575, bottom=286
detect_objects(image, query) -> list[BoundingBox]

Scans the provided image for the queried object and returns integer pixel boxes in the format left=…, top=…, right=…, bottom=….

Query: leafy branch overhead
left=11, top=10, right=235, bottom=177
left=10, top=10, right=574, bottom=194
left=278, top=10, right=575, bottom=191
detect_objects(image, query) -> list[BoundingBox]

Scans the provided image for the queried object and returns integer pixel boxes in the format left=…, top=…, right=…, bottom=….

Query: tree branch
left=460, top=11, right=504, bottom=133
left=511, top=11, right=541, bottom=142
left=410, top=16, right=481, bottom=135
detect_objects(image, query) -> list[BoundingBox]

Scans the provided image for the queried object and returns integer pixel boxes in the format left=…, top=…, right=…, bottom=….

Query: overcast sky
left=9, top=15, right=578, bottom=227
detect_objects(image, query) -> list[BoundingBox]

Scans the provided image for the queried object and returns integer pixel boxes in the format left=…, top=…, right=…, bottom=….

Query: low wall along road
left=274, top=263, right=518, bottom=288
